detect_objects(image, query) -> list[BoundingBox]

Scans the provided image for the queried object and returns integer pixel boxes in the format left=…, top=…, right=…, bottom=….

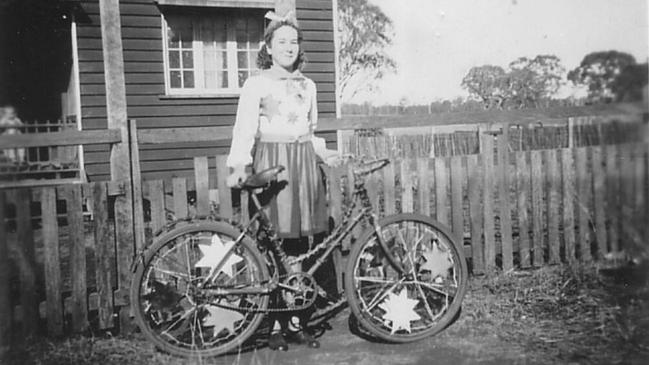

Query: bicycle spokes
left=352, top=220, right=461, bottom=335
left=137, top=230, right=267, bottom=352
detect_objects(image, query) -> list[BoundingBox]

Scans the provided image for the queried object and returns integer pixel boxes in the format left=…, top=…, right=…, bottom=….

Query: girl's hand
left=226, top=165, right=248, bottom=188
left=324, top=153, right=341, bottom=167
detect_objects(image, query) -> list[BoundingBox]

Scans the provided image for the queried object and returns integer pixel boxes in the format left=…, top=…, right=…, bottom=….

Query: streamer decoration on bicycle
left=130, top=157, right=469, bottom=358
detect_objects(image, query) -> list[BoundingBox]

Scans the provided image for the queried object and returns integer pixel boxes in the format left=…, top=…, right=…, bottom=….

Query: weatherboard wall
left=76, top=0, right=337, bottom=182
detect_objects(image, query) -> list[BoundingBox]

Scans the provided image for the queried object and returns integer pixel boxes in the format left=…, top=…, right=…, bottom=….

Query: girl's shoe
left=268, top=332, right=288, bottom=351
left=288, top=330, right=320, bottom=348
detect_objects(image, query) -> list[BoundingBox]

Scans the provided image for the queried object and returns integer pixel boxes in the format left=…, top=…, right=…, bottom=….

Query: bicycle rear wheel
left=344, top=214, right=468, bottom=343
left=130, top=221, right=270, bottom=358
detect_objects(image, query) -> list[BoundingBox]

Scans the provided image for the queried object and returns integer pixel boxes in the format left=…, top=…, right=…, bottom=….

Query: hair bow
left=264, top=10, right=296, bottom=23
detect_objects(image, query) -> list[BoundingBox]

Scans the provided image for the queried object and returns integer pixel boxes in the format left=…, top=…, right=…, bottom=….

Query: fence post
left=429, top=126, right=437, bottom=158
left=498, top=126, right=514, bottom=271
left=15, top=189, right=38, bottom=336
left=128, top=119, right=145, bottom=253
left=60, top=185, right=89, bottom=333
left=467, top=155, right=484, bottom=273
left=0, top=191, right=10, bottom=352
left=41, top=188, right=63, bottom=336
left=113, top=181, right=135, bottom=332
left=215, top=155, right=233, bottom=219
left=568, top=117, right=574, bottom=148
left=481, top=134, right=496, bottom=272
left=530, top=150, right=544, bottom=266
left=194, top=157, right=210, bottom=216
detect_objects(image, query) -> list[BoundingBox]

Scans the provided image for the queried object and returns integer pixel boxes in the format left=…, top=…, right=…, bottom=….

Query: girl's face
left=267, top=25, right=299, bottom=71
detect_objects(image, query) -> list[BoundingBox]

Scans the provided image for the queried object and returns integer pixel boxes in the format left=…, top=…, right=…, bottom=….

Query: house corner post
left=99, top=0, right=135, bottom=333
left=99, top=0, right=129, bottom=181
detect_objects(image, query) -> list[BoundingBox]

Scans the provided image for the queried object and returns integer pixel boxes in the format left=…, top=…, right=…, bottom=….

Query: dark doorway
left=0, top=0, right=73, bottom=121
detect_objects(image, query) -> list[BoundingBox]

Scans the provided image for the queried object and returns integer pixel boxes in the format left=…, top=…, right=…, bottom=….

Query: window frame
left=161, top=7, right=268, bottom=97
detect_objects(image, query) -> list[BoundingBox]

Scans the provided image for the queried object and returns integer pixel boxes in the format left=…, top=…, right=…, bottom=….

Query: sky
left=352, top=0, right=649, bottom=104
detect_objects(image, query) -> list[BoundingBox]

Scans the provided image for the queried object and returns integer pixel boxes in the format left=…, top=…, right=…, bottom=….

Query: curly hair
left=256, top=20, right=307, bottom=71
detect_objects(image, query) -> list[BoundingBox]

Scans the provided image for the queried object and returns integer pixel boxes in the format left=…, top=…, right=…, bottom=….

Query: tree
left=507, top=55, right=565, bottom=108
left=568, top=51, right=637, bottom=103
left=460, top=65, right=508, bottom=109
left=461, top=55, right=566, bottom=109
left=337, top=0, right=396, bottom=101
left=611, top=63, right=648, bottom=102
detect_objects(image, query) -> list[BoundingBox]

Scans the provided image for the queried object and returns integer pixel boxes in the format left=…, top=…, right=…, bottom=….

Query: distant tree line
left=460, top=50, right=647, bottom=110
left=341, top=98, right=584, bottom=116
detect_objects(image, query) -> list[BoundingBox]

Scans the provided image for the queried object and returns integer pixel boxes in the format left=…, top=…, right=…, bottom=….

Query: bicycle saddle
left=240, top=165, right=285, bottom=189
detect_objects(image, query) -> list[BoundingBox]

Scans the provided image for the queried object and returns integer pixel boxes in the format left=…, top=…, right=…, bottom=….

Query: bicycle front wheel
left=344, top=214, right=468, bottom=343
left=130, top=220, right=270, bottom=358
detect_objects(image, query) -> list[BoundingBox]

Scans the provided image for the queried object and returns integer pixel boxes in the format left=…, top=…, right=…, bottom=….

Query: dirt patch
left=3, top=263, right=648, bottom=365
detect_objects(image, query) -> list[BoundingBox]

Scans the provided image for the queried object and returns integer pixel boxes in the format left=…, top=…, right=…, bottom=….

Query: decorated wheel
left=344, top=214, right=468, bottom=343
left=130, top=221, right=270, bottom=358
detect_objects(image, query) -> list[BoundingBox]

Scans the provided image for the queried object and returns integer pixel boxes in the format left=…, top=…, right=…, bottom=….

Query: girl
left=226, top=11, right=339, bottom=351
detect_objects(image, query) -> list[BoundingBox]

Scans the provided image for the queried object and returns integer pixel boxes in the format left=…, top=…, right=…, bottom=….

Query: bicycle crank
left=279, top=272, right=318, bottom=310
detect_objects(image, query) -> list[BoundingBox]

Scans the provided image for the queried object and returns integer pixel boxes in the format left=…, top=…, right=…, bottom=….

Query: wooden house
left=62, top=0, right=338, bottom=182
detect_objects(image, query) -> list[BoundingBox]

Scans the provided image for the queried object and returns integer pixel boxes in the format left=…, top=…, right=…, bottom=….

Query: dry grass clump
left=2, top=334, right=188, bottom=365
left=448, top=263, right=649, bottom=364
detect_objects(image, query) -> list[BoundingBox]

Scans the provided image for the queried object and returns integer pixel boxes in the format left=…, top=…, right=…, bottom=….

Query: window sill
left=159, top=93, right=240, bottom=99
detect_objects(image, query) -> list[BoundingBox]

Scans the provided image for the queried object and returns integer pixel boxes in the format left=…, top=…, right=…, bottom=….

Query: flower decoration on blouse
left=260, top=94, right=282, bottom=119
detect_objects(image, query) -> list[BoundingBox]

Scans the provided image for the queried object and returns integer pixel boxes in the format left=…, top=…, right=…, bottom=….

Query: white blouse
left=226, top=66, right=329, bottom=168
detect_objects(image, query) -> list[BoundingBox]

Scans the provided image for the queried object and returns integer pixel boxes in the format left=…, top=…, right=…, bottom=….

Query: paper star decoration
left=419, top=243, right=453, bottom=279
left=203, top=302, right=244, bottom=337
left=194, top=234, right=243, bottom=277
left=379, top=289, right=421, bottom=334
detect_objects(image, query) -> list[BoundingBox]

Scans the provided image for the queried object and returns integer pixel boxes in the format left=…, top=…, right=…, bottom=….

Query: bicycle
left=130, top=157, right=468, bottom=358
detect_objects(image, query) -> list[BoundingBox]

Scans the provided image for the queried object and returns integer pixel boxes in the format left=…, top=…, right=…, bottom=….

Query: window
left=163, top=8, right=266, bottom=95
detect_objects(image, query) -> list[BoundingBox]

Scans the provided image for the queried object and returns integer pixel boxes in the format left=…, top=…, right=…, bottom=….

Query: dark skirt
left=253, top=140, right=328, bottom=239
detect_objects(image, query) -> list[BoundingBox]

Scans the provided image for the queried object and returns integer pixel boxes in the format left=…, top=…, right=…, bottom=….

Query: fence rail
left=0, top=127, right=123, bottom=188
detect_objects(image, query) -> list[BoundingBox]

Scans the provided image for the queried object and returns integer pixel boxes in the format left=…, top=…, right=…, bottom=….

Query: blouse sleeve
left=226, top=78, right=260, bottom=168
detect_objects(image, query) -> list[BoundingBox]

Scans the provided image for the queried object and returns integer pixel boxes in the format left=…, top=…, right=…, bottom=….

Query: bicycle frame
left=200, top=167, right=407, bottom=297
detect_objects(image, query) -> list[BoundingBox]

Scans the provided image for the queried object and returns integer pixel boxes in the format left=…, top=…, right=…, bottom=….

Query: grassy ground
left=2, top=262, right=648, bottom=365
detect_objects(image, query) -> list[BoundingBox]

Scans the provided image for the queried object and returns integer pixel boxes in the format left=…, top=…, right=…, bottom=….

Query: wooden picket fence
left=141, top=140, right=648, bottom=274
left=0, top=181, right=137, bottom=337
left=0, top=106, right=647, bottom=347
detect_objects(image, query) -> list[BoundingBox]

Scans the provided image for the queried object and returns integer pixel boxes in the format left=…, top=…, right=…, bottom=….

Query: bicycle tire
left=344, top=213, right=468, bottom=343
left=130, top=220, right=270, bottom=358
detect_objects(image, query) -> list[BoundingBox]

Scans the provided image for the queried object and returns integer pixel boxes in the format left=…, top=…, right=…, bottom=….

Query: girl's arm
left=226, top=78, right=260, bottom=185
